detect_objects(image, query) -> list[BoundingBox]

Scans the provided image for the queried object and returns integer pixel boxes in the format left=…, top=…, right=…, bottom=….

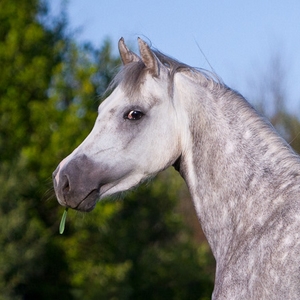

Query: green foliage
left=270, top=112, right=300, bottom=154
left=0, top=0, right=72, bottom=298
left=0, top=0, right=215, bottom=299
left=0, top=0, right=62, bottom=162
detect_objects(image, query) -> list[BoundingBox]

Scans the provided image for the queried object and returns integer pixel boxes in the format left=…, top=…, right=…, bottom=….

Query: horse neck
left=174, top=73, right=300, bottom=261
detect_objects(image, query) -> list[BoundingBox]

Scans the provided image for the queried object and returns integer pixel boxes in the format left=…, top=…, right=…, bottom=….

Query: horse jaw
left=98, top=172, right=146, bottom=199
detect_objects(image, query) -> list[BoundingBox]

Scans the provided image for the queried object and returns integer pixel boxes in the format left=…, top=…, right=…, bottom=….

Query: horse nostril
left=62, top=176, right=70, bottom=195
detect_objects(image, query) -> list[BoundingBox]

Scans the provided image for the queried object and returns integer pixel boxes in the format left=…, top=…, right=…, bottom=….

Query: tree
left=0, top=0, right=72, bottom=298
left=246, top=51, right=300, bottom=153
left=0, top=1, right=215, bottom=298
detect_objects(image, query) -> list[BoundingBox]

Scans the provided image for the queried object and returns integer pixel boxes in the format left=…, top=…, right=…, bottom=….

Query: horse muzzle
left=53, top=154, right=102, bottom=212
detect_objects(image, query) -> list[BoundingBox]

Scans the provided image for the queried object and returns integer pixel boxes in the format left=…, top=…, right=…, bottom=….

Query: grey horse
left=53, top=38, right=300, bottom=299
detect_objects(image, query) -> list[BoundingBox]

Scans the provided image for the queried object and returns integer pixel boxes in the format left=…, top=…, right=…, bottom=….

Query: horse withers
left=53, top=38, right=300, bottom=299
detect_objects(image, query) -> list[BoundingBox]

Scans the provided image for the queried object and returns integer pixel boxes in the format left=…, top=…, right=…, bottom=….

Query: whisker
left=42, top=177, right=56, bottom=202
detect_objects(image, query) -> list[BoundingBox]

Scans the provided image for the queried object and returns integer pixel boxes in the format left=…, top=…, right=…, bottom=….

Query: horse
left=53, top=38, right=300, bottom=299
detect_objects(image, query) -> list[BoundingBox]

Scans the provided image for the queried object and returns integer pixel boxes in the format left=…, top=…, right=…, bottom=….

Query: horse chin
left=75, top=189, right=99, bottom=212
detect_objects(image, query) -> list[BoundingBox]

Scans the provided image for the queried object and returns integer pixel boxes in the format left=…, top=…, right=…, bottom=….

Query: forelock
left=107, top=61, right=148, bottom=98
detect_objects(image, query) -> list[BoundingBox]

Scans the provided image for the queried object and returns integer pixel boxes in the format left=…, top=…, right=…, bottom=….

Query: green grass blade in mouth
left=59, top=208, right=68, bottom=234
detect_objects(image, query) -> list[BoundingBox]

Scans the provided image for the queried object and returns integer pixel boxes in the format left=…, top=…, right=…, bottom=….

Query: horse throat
left=172, top=155, right=182, bottom=172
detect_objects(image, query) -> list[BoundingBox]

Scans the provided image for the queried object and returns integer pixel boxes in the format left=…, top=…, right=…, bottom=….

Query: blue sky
left=51, top=0, right=300, bottom=111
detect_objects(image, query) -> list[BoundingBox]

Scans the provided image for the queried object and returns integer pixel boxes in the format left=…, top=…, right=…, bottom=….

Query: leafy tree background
left=1, top=1, right=300, bottom=299
left=0, top=1, right=214, bottom=299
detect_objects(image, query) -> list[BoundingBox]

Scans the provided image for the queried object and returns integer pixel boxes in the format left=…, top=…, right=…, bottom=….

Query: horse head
left=53, top=38, right=183, bottom=211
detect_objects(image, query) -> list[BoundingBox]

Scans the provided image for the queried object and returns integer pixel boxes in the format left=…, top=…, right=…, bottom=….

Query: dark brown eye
left=125, top=110, right=144, bottom=120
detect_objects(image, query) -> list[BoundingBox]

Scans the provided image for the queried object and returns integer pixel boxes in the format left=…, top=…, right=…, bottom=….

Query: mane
left=107, top=49, right=224, bottom=97
left=154, top=50, right=222, bottom=86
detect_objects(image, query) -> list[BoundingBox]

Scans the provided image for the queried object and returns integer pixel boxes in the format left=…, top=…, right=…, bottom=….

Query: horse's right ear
left=118, top=37, right=140, bottom=65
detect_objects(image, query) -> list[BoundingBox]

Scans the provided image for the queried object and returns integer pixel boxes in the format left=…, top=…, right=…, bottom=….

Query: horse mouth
left=74, top=189, right=99, bottom=212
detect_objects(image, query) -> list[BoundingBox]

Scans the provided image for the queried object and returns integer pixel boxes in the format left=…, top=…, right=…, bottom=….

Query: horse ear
left=138, top=38, right=160, bottom=77
left=118, top=37, right=140, bottom=65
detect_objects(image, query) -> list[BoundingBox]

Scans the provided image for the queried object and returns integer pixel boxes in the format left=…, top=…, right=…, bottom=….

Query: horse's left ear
left=138, top=38, right=160, bottom=77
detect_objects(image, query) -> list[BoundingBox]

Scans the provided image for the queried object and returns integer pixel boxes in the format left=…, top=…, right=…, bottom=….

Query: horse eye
left=125, top=110, right=144, bottom=120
